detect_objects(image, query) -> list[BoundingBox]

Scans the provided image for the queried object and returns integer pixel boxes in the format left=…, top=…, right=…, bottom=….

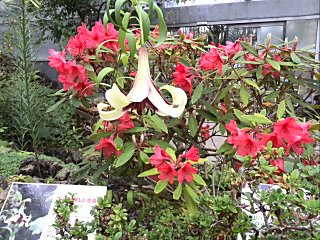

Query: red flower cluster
left=149, top=145, right=200, bottom=184
left=199, top=47, right=224, bottom=76
left=48, top=21, right=120, bottom=98
left=173, top=63, right=195, bottom=95
left=226, top=118, right=314, bottom=157
left=95, top=134, right=121, bottom=158
left=244, top=51, right=281, bottom=78
left=104, top=112, right=135, bottom=133
left=218, top=40, right=242, bottom=59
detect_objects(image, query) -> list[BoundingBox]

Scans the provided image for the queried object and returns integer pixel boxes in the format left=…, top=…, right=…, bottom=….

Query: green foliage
left=0, top=150, right=65, bottom=177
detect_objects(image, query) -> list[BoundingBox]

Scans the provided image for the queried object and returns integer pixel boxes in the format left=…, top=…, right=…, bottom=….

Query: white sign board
left=0, top=183, right=108, bottom=240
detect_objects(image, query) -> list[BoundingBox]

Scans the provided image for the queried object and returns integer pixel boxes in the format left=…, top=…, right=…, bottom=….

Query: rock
left=55, top=168, right=70, bottom=181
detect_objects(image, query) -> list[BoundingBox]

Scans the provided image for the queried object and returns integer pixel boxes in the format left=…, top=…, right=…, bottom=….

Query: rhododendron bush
left=47, top=0, right=319, bottom=237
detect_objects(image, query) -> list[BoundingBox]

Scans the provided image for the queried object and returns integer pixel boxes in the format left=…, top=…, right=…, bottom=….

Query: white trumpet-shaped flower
left=98, top=47, right=187, bottom=121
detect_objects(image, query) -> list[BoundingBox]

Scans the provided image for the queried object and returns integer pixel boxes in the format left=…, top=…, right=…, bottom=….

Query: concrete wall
left=163, top=0, right=320, bottom=27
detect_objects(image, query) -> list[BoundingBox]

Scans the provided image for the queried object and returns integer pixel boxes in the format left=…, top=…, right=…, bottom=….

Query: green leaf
left=154, top=180, right=168, bottom=194
left=290, top=169, right=299, bottom=181
left=114, top=136, right=124, bottom=150
left=46, top=97, right=67, bottom=113
left=244, top=79, right=260, bottom=92
left=115, top=148, right=135, bottom=168
left=239, top=84, right=249, bottom=106
left=139, top=151, right=150, bottom=164
left=92, top=161, right=113, bottom=180
left=290, top=52, right=301, bottom=64
left=188, top=114, right=198, bottom=137
left=115, top=0, right=127, bottom=26
left=185, top=183, right=200, bottom=204
left=148, top=140, right=175, bottom=150
left=233, top=109, right=252, bottom=126
left=217, top=142, right=233, bottom=154
left=148, top=114, right=168, bottom=133
left=183, top=188, right=198, bottom=215
left=242, top=113, right=272, bottom=124
left=178, top=57, right=191, bottom=67
left=266, top=58, right=280, bottom=71
left=153, top=3, right=168, bottom=47
left=127, top=190, right=135, bottom=208
left=127, top=31, right=136, bottom=59
left=136, top=5, right=150, bottom=45
left=138, top=168, right=159, bottom=177
left=192, top=174, right=206, bottom=186
left=173, top=183, right=182, bottom=200
left=88, top=131, right=112, bottom=142
left=277, top=100, right=286, bottom=120
left=96, top=67, right=114, bottom=84
left=123, top=127, right=148, bottom=134
left=264, top=91, right=279, bottom=101
left=114, top=232, right=122, bottom=240
left=240, top=41, right=259, bottom=57
left=191, top=82, right=204, bottom=104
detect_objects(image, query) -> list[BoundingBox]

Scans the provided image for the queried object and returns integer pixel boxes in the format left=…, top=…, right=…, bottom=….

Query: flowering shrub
left=48, top=0, right=319, bottom=237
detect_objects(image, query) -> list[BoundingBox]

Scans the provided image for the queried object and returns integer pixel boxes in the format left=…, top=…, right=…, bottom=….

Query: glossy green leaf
left=244, top=79, right=260, bottom=92
left=240, top=41, right=259, bottom=57
left=277, top=100, right=286, bottom=120
left=154, top=180, right=168, bottom=194
left=178, top=57, right=192, bottom=67
left=138, top=168, right=159, bottom=177
left=185, top=183, right=200, bottom=204
left=149, top=114, right=168, bottom=133
left=153, top=3, right=168, bottom=47
left=115, top=148, right=135, bottom=167
left=192, top=174, right=206, bottom=186
left=290, top=52, right=301, bottom=64
left=96, top=67, right=114, bottom=84
left=191, top=82, right=204, bottom=104
left=266, top=58, right=280, bottom=71
left=115, top=0, right=127, bottom=26
left=46, top=97, right=67, bottom=113
left=173, top=183, right=182, bottom=200
left=239, top=84, right=249, bottom=106
left=188, top=114, right=198, bottom=137
left=139, top=151, right=150, bottom=164
left=242, top=113, right=272, bottom=124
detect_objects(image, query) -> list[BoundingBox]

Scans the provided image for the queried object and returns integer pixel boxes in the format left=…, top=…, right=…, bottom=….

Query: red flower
left=95, top=135, right=121, bottom=158
left=177, top=162, right=197, bottom=183
left=179, top=146, right=200, bottom=162
left=150, top=145, right=172, bottom=168
left=48, top=49, right=66, bottom=72
left=262, top=54, right=281, bottom=78
left=274, top=118, right=311, bottom=145
left=219, top=40, right=242, bottom=58
left=117, top=112, right=135, bottom=132
left=157, top=162, right=177, bottom=184
left=286, top=133, right=314, bottom=155
left=200, top=124, right=210, bottom=139
left=270, top=158, right=286, bottom=173
left=199, top=48, right=223, bottom=75
left=60, top=61, right=87, bottom=90
left=86, top=21, right=108, bottom=49
left=74, top=80, right=94, bottom=98
left=232, top=133, right=263, bottom=157
left=66, top=34, right=87, bottom=56
left=257, top=132, right=286, bottom=149
left=173, top=62, right=194, bottom=95
left=225, top=120, right=249, bottom=145
left=244, top=53, right=258, bottom=71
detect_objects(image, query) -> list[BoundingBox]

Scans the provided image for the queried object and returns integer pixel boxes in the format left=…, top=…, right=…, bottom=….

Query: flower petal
left=153, top=85, right=187, bottom=118
left=105, top=84, right=130, bottom=109
left=126, top=47, right=151, bottom=102
left=97, top=103, right=126, bottom=121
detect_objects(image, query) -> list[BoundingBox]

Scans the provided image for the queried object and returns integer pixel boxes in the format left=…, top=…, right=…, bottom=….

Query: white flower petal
left=149, top=85, right=187, bottom=118
left=126, top=47, right=151, bottom=102
left=105, top=84, right=130, bottom=109
left=97, top=103, right=126, bottom=121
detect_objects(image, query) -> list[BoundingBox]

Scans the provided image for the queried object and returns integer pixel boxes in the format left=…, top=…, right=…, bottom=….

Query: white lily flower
left=98, top=47, right=187, bottom=121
